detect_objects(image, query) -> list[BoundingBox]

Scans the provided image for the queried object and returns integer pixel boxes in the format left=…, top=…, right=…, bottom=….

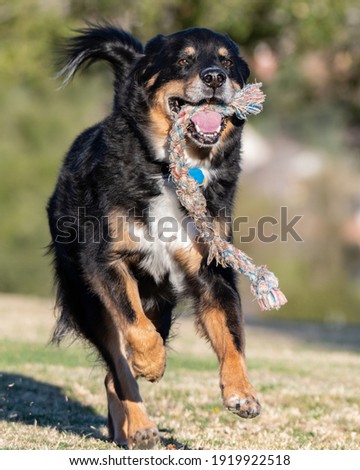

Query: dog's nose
left=200, top=67, right=226, bottom=88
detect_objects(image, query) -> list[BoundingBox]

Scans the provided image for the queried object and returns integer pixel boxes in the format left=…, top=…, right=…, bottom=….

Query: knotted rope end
left=250, top=266, right=288, bottom=311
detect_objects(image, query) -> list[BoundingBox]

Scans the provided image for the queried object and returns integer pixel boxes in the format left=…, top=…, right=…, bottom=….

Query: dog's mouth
left=168, top=97, right=227, bottom=147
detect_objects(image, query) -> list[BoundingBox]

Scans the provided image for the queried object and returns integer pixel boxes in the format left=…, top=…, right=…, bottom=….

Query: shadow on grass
left=0, top=372, right=107, bottom=441
left=0, top=372, right=191, bottom=449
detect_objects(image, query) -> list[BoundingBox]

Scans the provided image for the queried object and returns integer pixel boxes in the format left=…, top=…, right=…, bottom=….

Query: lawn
left=0, top=294, right=359, bottom=450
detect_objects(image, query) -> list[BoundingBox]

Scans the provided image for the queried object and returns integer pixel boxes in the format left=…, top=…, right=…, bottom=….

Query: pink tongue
left=190, top=111, right=222, bottom=133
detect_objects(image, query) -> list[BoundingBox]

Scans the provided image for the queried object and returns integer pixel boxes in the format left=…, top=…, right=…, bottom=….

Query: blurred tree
left=0, top=0, right=359, bottom=322
left=1, top=0, right=358, bottom=130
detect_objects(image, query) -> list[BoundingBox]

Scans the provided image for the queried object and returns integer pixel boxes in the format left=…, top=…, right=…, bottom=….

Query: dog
left=47, top=25, right=261, bottom=449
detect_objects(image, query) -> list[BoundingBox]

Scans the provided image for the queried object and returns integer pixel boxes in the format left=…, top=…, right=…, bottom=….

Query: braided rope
left=168, top=83, right=287, bottom=311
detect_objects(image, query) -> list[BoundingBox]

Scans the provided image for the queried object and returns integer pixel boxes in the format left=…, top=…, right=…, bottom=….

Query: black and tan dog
left=48, top=25, right=261, bottom=448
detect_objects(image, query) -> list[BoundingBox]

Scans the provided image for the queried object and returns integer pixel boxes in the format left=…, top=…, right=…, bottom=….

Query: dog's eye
left=178, top=58, right=190, bottom=66
left=221, top=58, right=233, bottom=68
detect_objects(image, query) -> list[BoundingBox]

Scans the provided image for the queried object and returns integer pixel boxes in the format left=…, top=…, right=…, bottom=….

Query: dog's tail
left=56, top=23, right=144, bottom=88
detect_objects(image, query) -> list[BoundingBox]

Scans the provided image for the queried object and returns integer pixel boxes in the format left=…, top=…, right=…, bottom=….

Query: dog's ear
left=131, top=34, right=168, bottom=85
left=55, top=23, right=144, bottom=87
left=223, top=34, right=250, bottom=86
left=143, top=34, right=167, bottom=55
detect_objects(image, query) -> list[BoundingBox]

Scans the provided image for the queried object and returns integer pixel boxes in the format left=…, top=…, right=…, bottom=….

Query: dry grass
left=0, top=293, right=359, bottom=450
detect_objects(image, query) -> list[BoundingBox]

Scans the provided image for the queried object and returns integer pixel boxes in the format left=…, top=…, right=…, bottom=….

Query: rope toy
left=168, top=82, right=287, bottom=311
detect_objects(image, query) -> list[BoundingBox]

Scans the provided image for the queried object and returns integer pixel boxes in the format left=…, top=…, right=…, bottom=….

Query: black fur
left=47, top=26, right=257, bottom=444
left=49, top=25, right=249, bottom=342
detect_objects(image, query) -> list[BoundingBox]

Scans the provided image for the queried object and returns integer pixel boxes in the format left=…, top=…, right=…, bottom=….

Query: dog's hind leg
left=105, top=371, right=127, bottom=445
left=98, top=311, right=160, bottom=449
left=83, top=262, right=167, bottom=448
left=105, top=371, right=159, bottom=449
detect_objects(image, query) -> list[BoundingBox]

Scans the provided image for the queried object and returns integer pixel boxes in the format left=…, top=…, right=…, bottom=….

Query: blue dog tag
left=188, top=168, right=206, bottom=186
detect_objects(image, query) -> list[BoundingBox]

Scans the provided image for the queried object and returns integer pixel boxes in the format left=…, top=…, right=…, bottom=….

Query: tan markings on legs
left=95, top=263, right=166, bottom=382
left=106, top=321, right=142, bottom=401
left=197, top=307, right=261, bottom=419
left=105, top=333, right=160, bottom=448
left=90, top=212, right=167, bottom=382
left=122, top=400, right=159, bottom=449
left=105, top=362, right=159, bottom=448
left=105, top=371, right=127, bottom=445
left=174, top=243, right=206, bottom=276
left=120, top=268, right=167, bottom=382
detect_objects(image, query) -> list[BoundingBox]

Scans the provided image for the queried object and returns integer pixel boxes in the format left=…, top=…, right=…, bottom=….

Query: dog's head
left=131, top=28, right=250, bottom=156
left=57, top=25, right=249, bottom=160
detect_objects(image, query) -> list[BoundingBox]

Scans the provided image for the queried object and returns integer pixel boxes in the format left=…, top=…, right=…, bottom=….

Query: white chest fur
left=134, top=180, right=197, bottom=291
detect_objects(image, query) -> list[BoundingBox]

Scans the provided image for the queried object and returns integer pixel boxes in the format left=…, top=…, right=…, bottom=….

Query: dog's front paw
left=223, top=393, right=261, bottom=419
left=126, top=426, right=160, bottom=449
left=127, top=326, right=167, bottom=382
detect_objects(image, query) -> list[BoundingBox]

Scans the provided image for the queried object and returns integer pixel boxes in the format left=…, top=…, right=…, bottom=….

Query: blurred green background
left=0, top=0, right=359, bottom=323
